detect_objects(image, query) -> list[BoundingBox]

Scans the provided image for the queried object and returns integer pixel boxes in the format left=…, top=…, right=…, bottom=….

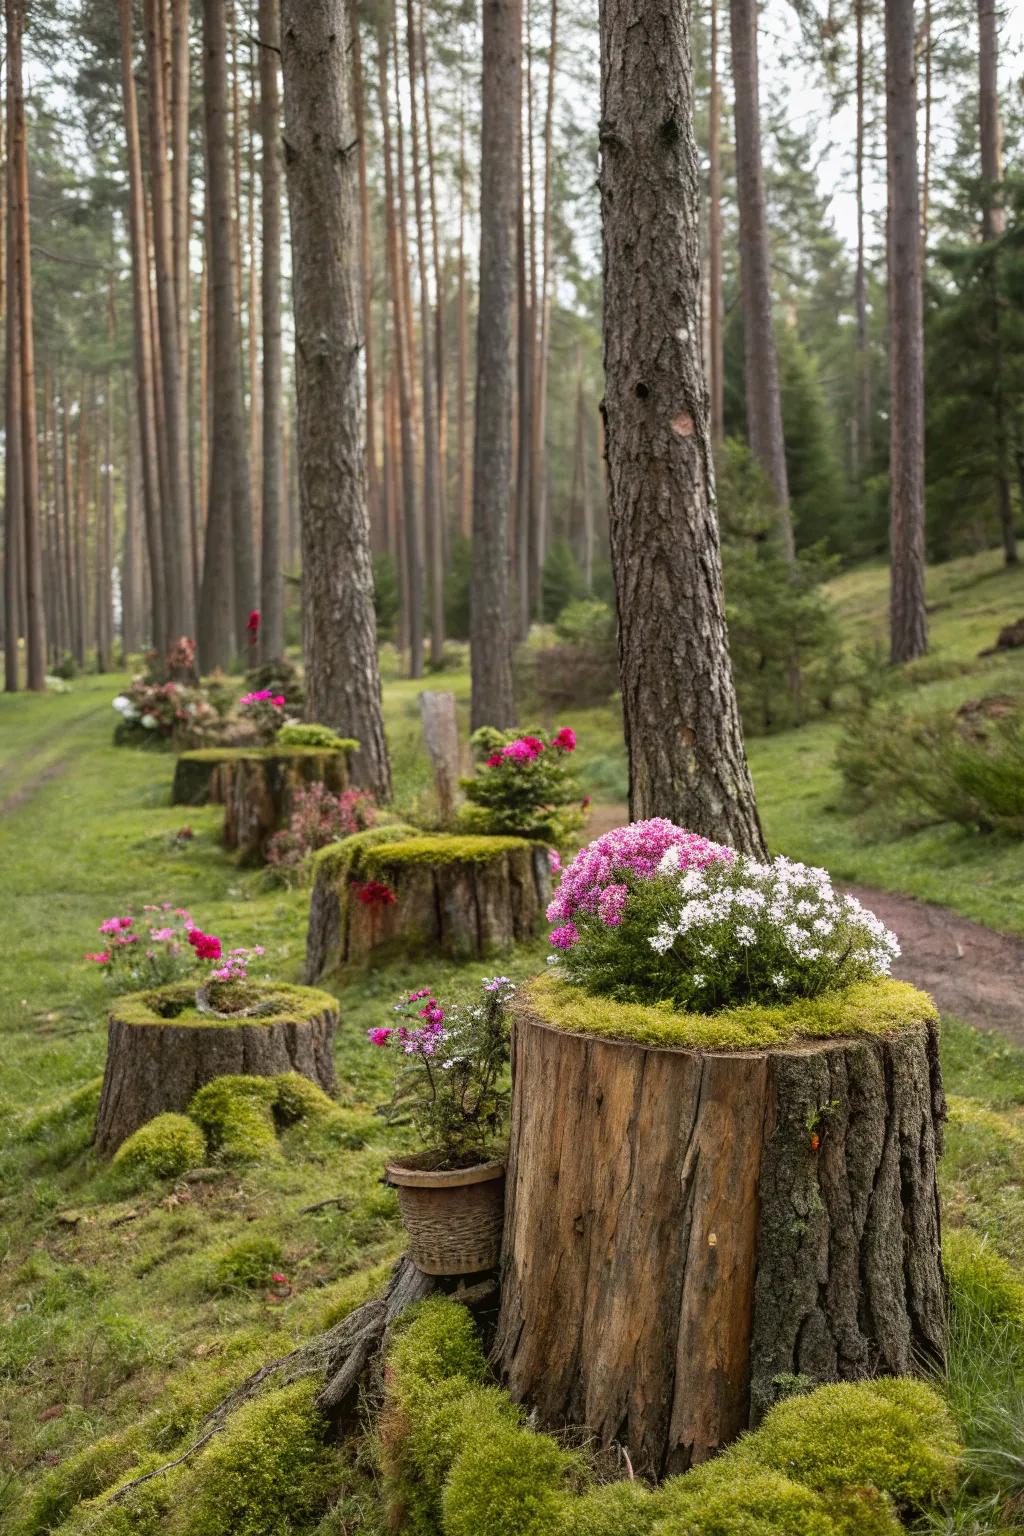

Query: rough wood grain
left=214, top=749, right=349, bottom=863
left=418, top=690, right=461, bottom=824
left=94, top=1004, right=338, bottom=1154
left=493, top=1000, right=945, bottom=1478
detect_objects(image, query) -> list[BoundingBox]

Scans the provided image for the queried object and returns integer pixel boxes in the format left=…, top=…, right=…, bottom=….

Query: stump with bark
left=171, top=746, right=355, bottom=861
left=95, top=981, right=339, bottom=1154
left=493, top=974, right=946, bottom=1480
left=305, top=834, right=552, bottom=980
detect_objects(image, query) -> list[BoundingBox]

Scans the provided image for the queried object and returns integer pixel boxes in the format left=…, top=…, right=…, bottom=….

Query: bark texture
left=599, top=0, right=765, bottom=855
left=95, top=1002, right=338, bottom=1155
left=213, top=748, right=351, bottom=863
left=729, top=0, right=793, bottom=554
left=259, top=0, right=286, bottom=659
left=469, top=0, right=519, bottom=732
left=418, top=689, right=462, bottom=824
left=280, top=0, right=393, bottom=802
left=305, top=842, right=550, bottom=980
left=885, top=0, right=928, bottom=662
left=494, top=1001, right=946, bottom=1479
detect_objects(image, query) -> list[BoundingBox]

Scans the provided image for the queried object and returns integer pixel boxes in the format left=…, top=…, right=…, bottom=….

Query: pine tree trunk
left=708, top=0, right=725, bottom=444
left=119, top=0, right=167, bottom=658
left=885, top=0, right=928, bottom=662
left=470, top=0, right=519, bottom=732
left=530, top=0, right=557, bottom=597
left=350, top=0, right=381, bottom=550
left=456, top=84, right=471, bottom=542
left=420, top=2, right=448, bottom=562
left=729, top=0, right=793, bottom=557
left=853, top=0, right=870, bottom=480
left=122, top=383, right=141, bottom=656
left=494, top=991, right=946, bottom=1477
left=599, top=0, right=765, bottom=854
left=280, top=0, right=393, bottom=803
left=258, top=0, right=286, bottom=659
left=3, top=109, right=22, bottom=694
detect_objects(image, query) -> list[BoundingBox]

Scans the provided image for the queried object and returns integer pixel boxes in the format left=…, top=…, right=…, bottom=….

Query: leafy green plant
left=460, top=725, right=584, bottom=844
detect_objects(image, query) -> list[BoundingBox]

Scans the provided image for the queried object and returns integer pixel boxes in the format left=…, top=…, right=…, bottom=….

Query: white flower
left=771, top=972, right=787, bottom=987
left=691, top=972, right=706, bottom=987
left=140, top=713, right=158, bottom=730
left=736, top=924, right=756, bottom=946
left=658, top=845, right=682, bottom=875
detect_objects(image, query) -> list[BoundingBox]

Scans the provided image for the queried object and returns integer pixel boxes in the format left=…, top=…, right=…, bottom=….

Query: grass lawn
left=1, top=545, right=1023, bottom=1531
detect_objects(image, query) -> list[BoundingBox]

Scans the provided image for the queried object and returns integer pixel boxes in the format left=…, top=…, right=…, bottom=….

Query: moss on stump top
left=523, top=972, right=937, bottom=1053
left=311, top=823, right=421, bottom=880
left=177, top=743, right=357, bottom=764
left=112, top=980, right=339, bottom=1030
left=364, top=834, right=539, bottom=869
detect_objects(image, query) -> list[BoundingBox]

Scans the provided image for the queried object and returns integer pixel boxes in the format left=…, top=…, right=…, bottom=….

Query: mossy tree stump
left=493, top=976, right=946, bottom=1480
left=305, top=834, right=552, bottom=980
left=171, top=746, right=354, bottom=862
left=95, top=982, right=339, bottom=1154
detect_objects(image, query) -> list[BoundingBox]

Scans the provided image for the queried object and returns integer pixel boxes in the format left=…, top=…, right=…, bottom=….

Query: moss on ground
left=111, top=980, right=337, bottom=1029
left=524, top=971, right=937, bottom=1051
left=112, top=1113, right=207, bottom=1182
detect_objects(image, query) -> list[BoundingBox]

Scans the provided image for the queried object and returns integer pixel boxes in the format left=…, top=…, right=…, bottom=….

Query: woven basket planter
left=385, top=1158, right=506, bottom=1277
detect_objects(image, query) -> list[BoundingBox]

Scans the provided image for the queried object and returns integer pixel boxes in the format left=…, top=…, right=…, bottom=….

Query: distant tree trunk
left=199, top=0, right=249, bottom=671
left=8, top=0, right=44, bottom=690
left=708, top=0, right=724, bottom=445
left=350, top=0, right=381, bottom=547
left=420, top=2, right=448, bottom=557
left=456, top=81, right=471, bottom=540
left=60, top=382, right=82, bottom=663
left=145, top=0, right=192, bottom=640
left=921, top=0, right=931, bottom=244
left=227, top=5, right=257, bottom=651
left=569, top=344, right=593, bottom=589
left=280, top=0, right=393, bottom=802
left=530, top=0, right=557, bottom=598
left=885, top=0, right=928, bottom=662
left=406, top=0, right=445, bottom=667
left=378, top=20, right=423, bottom=679
left=853, top=0, right=870, bottom=479
left=470, top=0, right=519, bottom=732
left=4, top=121, right=22, bottom=694
left=600, top=0, right=766, bottom=853
left=247, top=45, right=263, bottom=558
left=978, top=0, right=1016, bottom=565
left=96, top=382, right=114, bottom=673
left=522, top=24, right=540, bottom=621
left=729, top=0, right=793, bottom=558
left=258, top=0, right=286, bottom=659
left=122, top=383, right=141, bottom=657
left=515, top=170, right=533, bottom=638
left=119, top=0, right=166, bottom=658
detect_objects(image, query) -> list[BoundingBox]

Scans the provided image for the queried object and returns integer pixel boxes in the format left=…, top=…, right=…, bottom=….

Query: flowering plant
left=460, top=725, right=585, bottom=844
left=112, top=667, right=226, bottom=749
left=265, top=785, right=376, bottom=880
left=355, top=879, right=396, bottom=907
left=369, top=978, right=516, bottom=1167
left=546, top=818, right=733, bottom=951
left=85, top=906, right=270, bottom=1015
left=238, top=688, right=288, bottom=744
left=553, top=832, right=900, bottom=1012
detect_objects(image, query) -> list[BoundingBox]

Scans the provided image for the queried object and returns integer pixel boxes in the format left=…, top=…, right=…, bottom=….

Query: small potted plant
left=369, top=977, right=516, bottom=1276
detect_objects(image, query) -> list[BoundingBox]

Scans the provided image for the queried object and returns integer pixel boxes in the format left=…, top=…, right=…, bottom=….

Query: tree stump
left=305, top=834, right=552, bottom=980
left=172, top=746, right=353, bottom=859
left=418, top=690, right=462, bottom=824
left=493, top=977, right=946, bottom=1481
left=94, top=982, right=339, bottom=1154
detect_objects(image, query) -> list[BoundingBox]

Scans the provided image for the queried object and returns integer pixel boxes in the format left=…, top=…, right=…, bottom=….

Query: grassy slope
left=1, top=545, right=1023, bottom=1527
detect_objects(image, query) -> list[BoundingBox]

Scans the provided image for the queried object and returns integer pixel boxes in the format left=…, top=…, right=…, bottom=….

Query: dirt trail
left=579, top=803, right=1024, bottom=1046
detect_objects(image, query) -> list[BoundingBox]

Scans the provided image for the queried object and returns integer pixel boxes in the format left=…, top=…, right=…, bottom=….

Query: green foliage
left=188, top=1076, right=282, bottom=1163
left=311, top=823, right=420, bottom=883
left=275, top=723, right=357, bottom=752
left=373, top=552, right=401, bottom=643
left=516, top=601, right=619, bottom=712
left=272, top=1072, right=336, bottom=1126
left=442, top=1419, right=583, bottom=1536
left=112, top=1113, right=207, bottom=1184
left=836, top=699, right=1024, bottom=836
left=541, top=538, right=588, bottom=622
left=11, top=1429, right=145, bottom=1535
left=527, top=972, right=935, bottom=1052
left=461, top=727, right=584, bottom=844
left=554, top=599, right=616, bottom=648
left=654, top=1465, right=899, bottom=1536
left=181, top=1380, right=336, bottom=1536
left=244, top=657, right=304, bottom=710
left=207, top=1232, right=285, bottom=1293
left=444, top=536, right=473, bottom=641
left=387, top=1296, right=490, bottom=1387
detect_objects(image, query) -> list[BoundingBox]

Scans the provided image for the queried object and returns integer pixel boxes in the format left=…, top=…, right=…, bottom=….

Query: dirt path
left=579, top=803, right=1024, bottom=1046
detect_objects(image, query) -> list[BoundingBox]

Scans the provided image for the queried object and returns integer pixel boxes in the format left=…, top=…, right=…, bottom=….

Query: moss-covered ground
left=1, top=545, right=1023, bottom=1531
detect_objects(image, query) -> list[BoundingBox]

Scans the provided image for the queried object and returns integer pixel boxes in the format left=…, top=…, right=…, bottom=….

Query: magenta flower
left=552, top=727, right=576, bottom=753
left=85, top=951, right=111, bottom=964
left=368, top=1026, right=393, bottom=1046
left=598, top=882, right=629, bottom=927
left=549, top=922, right=580, bottom=950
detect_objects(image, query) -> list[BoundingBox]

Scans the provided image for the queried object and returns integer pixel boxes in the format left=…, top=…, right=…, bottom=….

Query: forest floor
left=2, top=544, right=1024, bottom=1530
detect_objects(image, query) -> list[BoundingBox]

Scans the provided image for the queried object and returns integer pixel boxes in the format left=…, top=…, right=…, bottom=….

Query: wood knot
left=671, top=412, right=695, bottom=438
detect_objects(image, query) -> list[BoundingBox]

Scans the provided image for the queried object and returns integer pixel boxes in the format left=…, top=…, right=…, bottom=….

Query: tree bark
left=418, top=689, right=462, bottom=824
left=494, top=992, right=946, bottom=1478
left=3, top=101, right=22, bottom=694
left=729, top=0, right=793, bottom=556
left=599, top=0, right=766, bottom=854
left=214, top=746, right=353, bottom=864
left=529, top=0, right=558, bottom=599
left=95, top=996, right=339, bottom=1155
left=456, top=80, right=471, bottom=541
left=853, top=0, right=870, bottom=479
left=708, top=0, right=724, bottom=445
left=350, top=0, right=381, bottom=548
left=280, top=0, right=393, bottom=803
left=885, top=0, right=928, bottom=662
left=258, top=0, right=286, bottom=659
left=470, top=0, right=520, bottom=731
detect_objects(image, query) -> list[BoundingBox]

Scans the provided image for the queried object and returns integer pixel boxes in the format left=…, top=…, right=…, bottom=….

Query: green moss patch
left=188, top=1076, right=283, bottom=1163
left=110, top=980, right=337, bottom=1029
left=207, top=1232, right=286, bottom=1293
left=365, top=834, right=535, bottom=870
left=311, top=822, right=420, bottom=882
left=112, top=1113, right=207, bottom=1183
left=524, top=972, right=937, bottom=1052
left=177, top=744, right=356, bottom=764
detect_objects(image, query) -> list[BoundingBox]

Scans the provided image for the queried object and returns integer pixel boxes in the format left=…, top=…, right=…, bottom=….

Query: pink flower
left=85, top=951, right=111, bottom=964
left=419, top=1003, right=445, bottom=1025
left=368, top=1026, right=393, bottom=1046
left=548, top=848, right=561, bottom=874
left=272, top=695, right=285, bottom=708
left=150, top=927, right=175, bottom=942
left=547, top=819, right=733, bottom=933
left=99, top=917, right=123, bottom=935
left=486, top=753, right=503, bottom=768
left=552, top=727, right=576, bottom=753
left=598, top=883, right=629, bottom=927
left=549, top=922, right=580, bottom=950
left=188, top=929, right=222, bottom=961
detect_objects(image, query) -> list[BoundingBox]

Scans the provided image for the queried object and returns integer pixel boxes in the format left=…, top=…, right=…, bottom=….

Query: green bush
left=516, top=602, right=619, bottom=711
left=442, top=1419, right=583, bottom=1536
left=112, top=1113, right=207, bottom=1183
left=460, top=726, right=584, bottom=844
left=182, top=1380, right=336, bottom=1536
left=188, top=1076, right=281, bottom=1163
left=208, top=1232, right=285, bottom=1293
left=744, top=1377, right=959, bottom=1510
left=275, top=722, right=353, bottom=752
left=554, top=598, right=616, bottom=648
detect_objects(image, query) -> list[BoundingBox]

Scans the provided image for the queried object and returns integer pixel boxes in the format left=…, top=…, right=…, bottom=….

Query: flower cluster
left=85, top=904, right=198, bottom=988
left=555, top=833, right=901, bottom=1012
left=355, top=879, right=396, bottom=907
left=187, top=927, right=222, bottom=961
left=461, top=725, right=585, bottom=844
left=369, top=978, right=516, bottom=1166
left=112, top=676, right=223, bottom=748
left=209, top=946, right=264, bottom=984
left=238, top=688, right=288, bottom=744
left=265, top=785, right=376, bottom=879
left=546, top=818, right=733, bottom=950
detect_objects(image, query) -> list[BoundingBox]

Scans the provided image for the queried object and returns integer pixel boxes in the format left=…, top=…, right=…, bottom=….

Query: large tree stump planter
left=305, top=833, right=552, bottom=980
left=171, top=745, right=356, bottom=863
left=95, top=981, right=339, bottom=1154
left=493, top=974, right=946, bottom=1481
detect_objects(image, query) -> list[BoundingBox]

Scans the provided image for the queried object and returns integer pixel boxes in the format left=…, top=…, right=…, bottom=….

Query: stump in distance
left=493, top=974, right=946, bottom=1480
